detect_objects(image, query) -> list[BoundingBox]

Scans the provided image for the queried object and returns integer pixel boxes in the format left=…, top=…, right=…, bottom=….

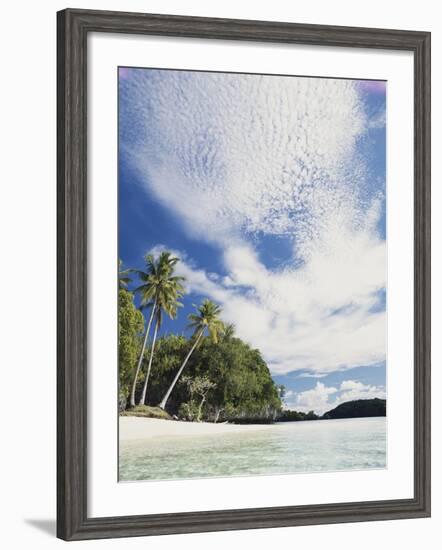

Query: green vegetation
left=121, top=405, right=172, bottom=420
left=322, top=398, right=386, bottom=419
left=178, top=376, right=216, bottom=422
left=279, top=398, right=386, bottom=422
left=118, top=252, right=283, bottom=423
left=158, top=299, right=224, bottom=410
left=278, top=410, right=320, bottom=421
left=118, top=288, right=144, bottom=404
left=119, top=251, right=386, bottom=424
left=129, top=252, right=185, bottom=407
left=148, top=332, right=281, bottom=422
left=118, top=259, right=132, bottom=290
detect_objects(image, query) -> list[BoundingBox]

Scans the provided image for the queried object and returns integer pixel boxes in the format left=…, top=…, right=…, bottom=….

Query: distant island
left=277, top=409, right=320, bottom=422
left=278, top=398, right=386, bottom=422
left=322, top=398, right=386, bottom=419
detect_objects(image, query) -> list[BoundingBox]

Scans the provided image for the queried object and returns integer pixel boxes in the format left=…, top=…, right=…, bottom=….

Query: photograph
left=117, top=67, right=387, bottom=482
left=0, top=1, right=434, bottom=546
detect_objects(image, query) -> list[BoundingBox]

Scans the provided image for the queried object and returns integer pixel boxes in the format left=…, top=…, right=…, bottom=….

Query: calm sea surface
left=119, top=417, right=386, bottom=482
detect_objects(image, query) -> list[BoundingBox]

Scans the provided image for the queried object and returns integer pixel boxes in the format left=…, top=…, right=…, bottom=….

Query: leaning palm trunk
left=129, top=302, right=156, bottom=407
left=158, top=330, right=203, bottom=410
left=138, top=317, right=159, bottom=405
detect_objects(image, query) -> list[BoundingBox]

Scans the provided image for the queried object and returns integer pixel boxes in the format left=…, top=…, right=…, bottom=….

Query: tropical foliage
left=278, top=410, right=320, bottom=422
left=129, top=252, right=184, bottom=407
left=118, top=259, right=132, bottom=290
left=118, top=251, right=283, bottom=423
left=118, top=288, right=144, bottom=407
left=158, top=299, right=224, bottom=410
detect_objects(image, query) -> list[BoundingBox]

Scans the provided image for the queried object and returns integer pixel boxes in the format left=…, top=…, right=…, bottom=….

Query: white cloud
left=368, top=108, right=386, bottom=129
left=122, top=70, right=386, bottom=376
left=338, top=379, right=386, bottom=403
left=121, top=70, right=369, bottom=249
left=297, top=373, right=328, bottom=379
left=293, top=382, right=338, bottom=414
left=154, top=240, right=385, bottom=375
left=340, top=380, right=364, bottom=391
left=284, top=380, right=386, bottom=415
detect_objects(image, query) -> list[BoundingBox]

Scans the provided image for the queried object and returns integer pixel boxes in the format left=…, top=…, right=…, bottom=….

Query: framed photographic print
left=57, top=8, right=431, bottom=541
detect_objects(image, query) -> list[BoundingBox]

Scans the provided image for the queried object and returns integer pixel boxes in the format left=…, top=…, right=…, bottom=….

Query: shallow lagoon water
left=119, top=417, right=386, bottom=482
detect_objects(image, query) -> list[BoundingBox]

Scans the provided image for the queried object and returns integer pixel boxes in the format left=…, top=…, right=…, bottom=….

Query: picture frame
left=57, top=8, right=431, bottom=541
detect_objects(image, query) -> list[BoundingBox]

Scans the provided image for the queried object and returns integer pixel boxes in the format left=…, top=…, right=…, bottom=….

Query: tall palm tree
left=137, top=279, right=183, bottom=406
left=158, top=299, right=224, bottom=410
left=118, top=259, right=132, bottom=290
left=129, top=252, right=184, bottom=407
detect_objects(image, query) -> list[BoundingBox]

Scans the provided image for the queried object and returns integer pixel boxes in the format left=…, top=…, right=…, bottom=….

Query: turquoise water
left=119, top=417, right=386, bottom=482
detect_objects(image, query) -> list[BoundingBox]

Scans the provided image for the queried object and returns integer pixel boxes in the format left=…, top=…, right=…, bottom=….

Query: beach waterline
left=119, top=416, right=386, bottom=482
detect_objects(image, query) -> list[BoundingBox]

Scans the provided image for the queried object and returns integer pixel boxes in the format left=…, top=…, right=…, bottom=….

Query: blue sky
left=119, top=68, right=387, bottom=414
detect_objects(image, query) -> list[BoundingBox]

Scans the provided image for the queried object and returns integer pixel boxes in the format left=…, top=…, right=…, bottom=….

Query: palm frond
left=185, top=299, right=224, bottom=342
left=133, top=249, right=187, bottom=320
left=118, top=259, right=133, bottom=289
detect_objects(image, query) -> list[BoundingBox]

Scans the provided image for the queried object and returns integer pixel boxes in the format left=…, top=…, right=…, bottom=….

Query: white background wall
left=0, top=0, right=439, bottom=548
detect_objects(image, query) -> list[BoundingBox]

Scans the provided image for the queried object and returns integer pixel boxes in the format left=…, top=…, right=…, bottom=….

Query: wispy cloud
left=368, top=109, right=386, bottom=130
left=121, top=69, right=386, bottom=377
left=152, top=241, right=385, bottom=375
left=120, top=70, right=371, bottom=250
left=296, top=372, right=329, bottom=379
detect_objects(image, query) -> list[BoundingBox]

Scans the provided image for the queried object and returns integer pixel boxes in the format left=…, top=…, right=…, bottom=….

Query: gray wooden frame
left=57, top=8, right=431, bottom=541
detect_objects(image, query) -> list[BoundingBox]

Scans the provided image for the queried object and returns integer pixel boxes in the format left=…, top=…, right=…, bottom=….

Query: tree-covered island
left=119, top=251, right=283, bottom=423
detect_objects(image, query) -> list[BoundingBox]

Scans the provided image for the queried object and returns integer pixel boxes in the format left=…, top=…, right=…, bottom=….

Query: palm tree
left=222, top=323, right=236, bottom=341
left=158, top=299, right=224, bottom=410
left=118, top=259, right=132, bottom=290
left=137, top=280, right=183, bottom=406
left=129, top=252, right=185, bottom=407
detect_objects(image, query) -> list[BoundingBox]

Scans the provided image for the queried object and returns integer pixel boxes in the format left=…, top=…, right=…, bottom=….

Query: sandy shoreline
left=119, top=416, right=275, bottom=442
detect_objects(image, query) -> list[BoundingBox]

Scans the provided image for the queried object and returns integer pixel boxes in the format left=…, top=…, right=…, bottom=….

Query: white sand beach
left=119, top=416, right=275, bottom=442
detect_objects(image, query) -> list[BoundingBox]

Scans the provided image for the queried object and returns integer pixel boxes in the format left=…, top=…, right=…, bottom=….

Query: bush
left=120, top=405, right=172, bottom=420
left=178, top=402, right=199, bottom=421
left=118, top=392, right=127, bottom=413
